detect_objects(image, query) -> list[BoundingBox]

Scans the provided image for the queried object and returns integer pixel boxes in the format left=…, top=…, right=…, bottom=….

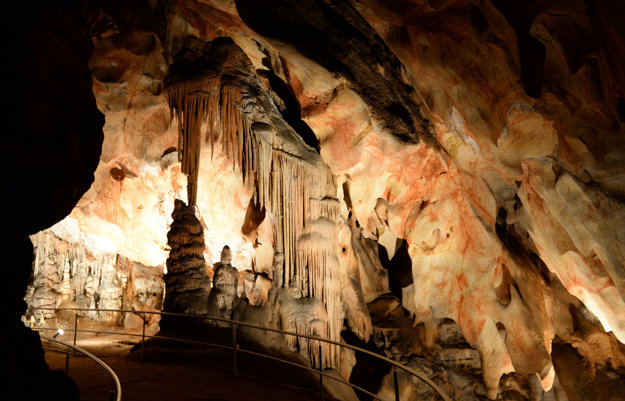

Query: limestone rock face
left=25, top=224, right=164, bottom=330
left=22, top=1, right=625, bottom=400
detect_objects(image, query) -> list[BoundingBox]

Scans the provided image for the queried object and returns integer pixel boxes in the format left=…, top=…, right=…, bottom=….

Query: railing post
left=319, top=343, right=324, bottom=401
left=232, top=322, right=238, bottom=376
left=393, top=365, right=400, bottom=401
left=141, top=314, right=146, bottom=362
left=73, top=313, right=78, bottom=355
left=65, top=347, right=70, bottom=375
left=65, top=312, right=79, bottom=375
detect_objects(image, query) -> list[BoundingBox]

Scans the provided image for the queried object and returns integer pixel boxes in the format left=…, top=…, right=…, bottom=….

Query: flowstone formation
left=21, top=0, right=625, bottom=400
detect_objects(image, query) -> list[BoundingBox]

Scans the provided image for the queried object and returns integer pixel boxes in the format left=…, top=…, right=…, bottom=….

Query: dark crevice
left=378, top=240, right=413, bottom=302
left=162, top=146, right=177, bottom=157
left=497, top=205, right=553, bottom=291
left=341, top=324, right=391, bottom=401
left=256, top=65, right=320, bottom=152
left=522, top=37, right=546, bottom=98
left=241, top=198, right=266, bottom=236
left=342, top=181, right=353, bottom=211
left=512, top=281, right=524, bottom=302
left=616, top=96, right=625, bottom=122
left=470, top=3, right=490, bottom=35
left=495, top=207, right=508, bottom=239
left=492, top=0, right=546, bottom=98
left=234, top=0, right=436, bottom=146
left=109, top=166, right=125, bottom=181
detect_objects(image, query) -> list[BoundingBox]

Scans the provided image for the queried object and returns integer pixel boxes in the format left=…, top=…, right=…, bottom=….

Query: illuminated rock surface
left=21, top=1, right=625, bottom=400
left=164, top=199, right=211, bottom=315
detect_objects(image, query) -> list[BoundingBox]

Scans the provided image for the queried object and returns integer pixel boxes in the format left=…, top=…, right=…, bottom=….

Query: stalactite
left=167, top=72, right=342, bottom=368
left=168, top=79, right=220, bottom=206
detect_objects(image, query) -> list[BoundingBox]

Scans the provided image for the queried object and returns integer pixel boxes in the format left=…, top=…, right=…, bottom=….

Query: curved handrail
left=40, top=334, right=122, bottom=401
left=30, top=306, right=451, bottom=401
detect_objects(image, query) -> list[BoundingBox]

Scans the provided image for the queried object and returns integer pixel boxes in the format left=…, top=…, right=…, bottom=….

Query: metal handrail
left=40, top=334, right=122, bottom=401
left=29, top=306, right=452, bottom=401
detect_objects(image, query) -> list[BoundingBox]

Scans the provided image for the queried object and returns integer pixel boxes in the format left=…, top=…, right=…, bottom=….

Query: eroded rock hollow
left=16, top=0, right=625, bottom=400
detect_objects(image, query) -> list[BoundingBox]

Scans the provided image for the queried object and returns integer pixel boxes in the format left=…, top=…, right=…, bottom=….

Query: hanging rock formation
left=165, top=36, right=343, bottom=368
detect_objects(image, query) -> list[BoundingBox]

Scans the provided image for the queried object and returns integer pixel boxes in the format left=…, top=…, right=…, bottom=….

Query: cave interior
left=3, top=0, right=625, bottom=400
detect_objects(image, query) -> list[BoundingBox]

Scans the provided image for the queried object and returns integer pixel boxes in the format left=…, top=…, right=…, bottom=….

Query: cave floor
left=44, top=340, right=335, bottom=401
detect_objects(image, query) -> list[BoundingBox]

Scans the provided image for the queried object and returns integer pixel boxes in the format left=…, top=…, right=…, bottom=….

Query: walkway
left=44, top=340, right=332, bottom=401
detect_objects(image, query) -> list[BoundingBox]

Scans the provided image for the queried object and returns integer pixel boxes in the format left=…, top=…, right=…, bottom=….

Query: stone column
left=163, top=199, right=211, bottom=315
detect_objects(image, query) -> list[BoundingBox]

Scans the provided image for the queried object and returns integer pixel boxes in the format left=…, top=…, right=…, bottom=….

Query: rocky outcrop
left=25, top=222, right=164, bottom=329
left=207, top=246, right=239, bottom=320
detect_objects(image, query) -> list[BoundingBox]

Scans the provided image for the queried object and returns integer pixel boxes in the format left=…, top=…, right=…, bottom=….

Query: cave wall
left=25, top=224, right=164, bottom=328
left=16, top=1, right=625, bottom=400
left=2, top=1, right=104, bottom=400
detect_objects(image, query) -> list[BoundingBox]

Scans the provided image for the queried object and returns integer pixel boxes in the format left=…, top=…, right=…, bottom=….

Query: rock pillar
left=164, top=199, right=211, bottom=315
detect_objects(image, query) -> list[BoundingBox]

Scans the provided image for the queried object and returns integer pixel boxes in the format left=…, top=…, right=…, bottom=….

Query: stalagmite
left=164, top=199, right=211, bottom=315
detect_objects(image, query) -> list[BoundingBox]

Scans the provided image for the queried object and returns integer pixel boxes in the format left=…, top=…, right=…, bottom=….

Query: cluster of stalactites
left=167, top=79, right=334, bottom=268
left=167, top=78, right=342, bottom=367
left=167, top=79, right=219, bottom=206
left=296, top=197, right=342, bottom=368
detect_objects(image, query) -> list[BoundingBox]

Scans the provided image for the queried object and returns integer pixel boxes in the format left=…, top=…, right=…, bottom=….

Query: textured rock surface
left=207, top=246, right=239, bottom=320
left=25, top=224, right=164, bottom=329
left=164, top=199, right=211, bottom=315
left=20, top=1, right=625, bottom=400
